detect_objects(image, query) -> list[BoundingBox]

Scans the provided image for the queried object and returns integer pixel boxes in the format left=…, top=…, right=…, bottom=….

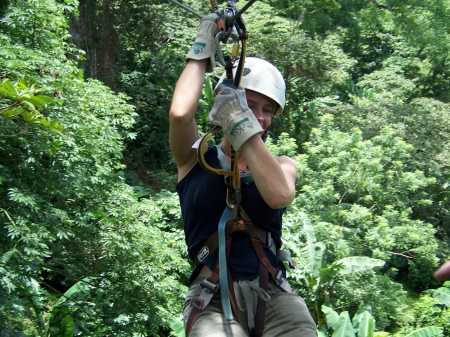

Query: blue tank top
left=176, top=146, right=286, bottom=282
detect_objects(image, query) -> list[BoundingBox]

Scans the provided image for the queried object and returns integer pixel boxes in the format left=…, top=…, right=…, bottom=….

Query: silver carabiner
left=214, top=31, right=240, bottom=67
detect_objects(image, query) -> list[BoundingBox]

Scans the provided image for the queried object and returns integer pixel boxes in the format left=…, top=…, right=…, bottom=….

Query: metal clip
left=267, top=232, right=276, bottom=255
left=201, top=279, right=220, bottom=293
left=215, top=31, right=240, bottom=66
left=274, top=270, right=294, bottom=293
left=275, top=270, right=283, bottom=284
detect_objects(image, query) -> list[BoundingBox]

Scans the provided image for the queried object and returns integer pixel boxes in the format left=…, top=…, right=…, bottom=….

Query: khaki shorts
left=183, top=277, right=317, bottom=337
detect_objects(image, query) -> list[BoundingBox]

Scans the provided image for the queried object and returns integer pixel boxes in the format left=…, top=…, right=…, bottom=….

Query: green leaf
left=373, top=333, right=390, bottom=337
left=169, top=318, right=185, bottom=337
left=299, top=211, right=323, bottom=276
left=0, top=79, right=17, bottom=96
left=424, top=288, right=450, bottom=307
left=336, top=257, right=385, bottom=275
left=332, top=311, right=355, bottom=337
left=204, top=77, right=214, bottom=105
left=23, top=95, right=55, bottom=109
left=312, top=242, right=326, bottom=278
left=353, top=310, right=374, bottom=337
left=403, top=327, right=443, bottom=337
left=1, top=248, right=20, bottom=263
left=53, top=278, right=93, bottom=307
left=319, top=263, right=343, bottom=284
left=322, top=305, right=340, bottom=330
left=60, top=315, right=75, bottom=337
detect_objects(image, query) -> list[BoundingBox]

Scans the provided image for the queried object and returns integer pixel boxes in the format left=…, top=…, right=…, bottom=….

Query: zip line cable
left=167, top=0, right=203, bottom=18
left=167, top=0, right=258, bottom=28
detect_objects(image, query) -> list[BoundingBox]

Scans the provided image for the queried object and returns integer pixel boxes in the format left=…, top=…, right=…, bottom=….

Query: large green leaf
left=336, top=257, right=385, bottom=275
left=53, top=278, right=93, bottom=307
left=322, top=305, right=340, bottom=330
left=169, top=318, right=185, bottom=337
left=353, top=310, right=374, bottom=337
left=403, top=327, right=443, bottom=337
left=424, top=288, right=450, bottom=307
left=60, top=315, right=75, bottom=337
left=332, top=311, right=355, bottom=337
left=299, top=211, right=325, bottom=276
left=313, top=242, right=326, bottom=278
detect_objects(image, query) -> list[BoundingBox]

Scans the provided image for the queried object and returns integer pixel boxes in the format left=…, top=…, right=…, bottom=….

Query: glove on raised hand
left=209, top=81, right=263, bottom=150
left=186, top=13, right=219, bottom=72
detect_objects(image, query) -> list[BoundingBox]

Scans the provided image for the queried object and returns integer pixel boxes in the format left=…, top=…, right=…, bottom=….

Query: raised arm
left=169, top=14, right=218, bottom=181
left=169, top=60, right=207, bottom=178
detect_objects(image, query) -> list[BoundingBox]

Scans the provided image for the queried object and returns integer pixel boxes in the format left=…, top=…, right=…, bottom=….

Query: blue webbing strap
left=216, top=145, right=253, bottom=321
left=218, top=205, right=233, bottom=321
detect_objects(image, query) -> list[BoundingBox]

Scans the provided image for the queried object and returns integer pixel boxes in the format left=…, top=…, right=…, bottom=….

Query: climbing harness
left=186, top=148, right=296, bottom=337
left=173, top=1, right=294, bottom=336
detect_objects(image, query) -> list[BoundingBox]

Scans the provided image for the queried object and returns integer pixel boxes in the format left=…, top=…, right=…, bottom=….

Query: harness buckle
left=274, top=270, right=294, bottom=293
left=201, top=279, right=220, bottom=293
left=275, top=270, right=283, bottom=283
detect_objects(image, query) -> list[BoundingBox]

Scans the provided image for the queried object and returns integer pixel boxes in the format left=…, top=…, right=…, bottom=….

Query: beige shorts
left=183, top=277, right=317, bottom=337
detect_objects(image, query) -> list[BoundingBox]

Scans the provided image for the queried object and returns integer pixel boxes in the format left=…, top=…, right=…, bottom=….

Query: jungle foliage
left=1, top=0, right=449, bottom=336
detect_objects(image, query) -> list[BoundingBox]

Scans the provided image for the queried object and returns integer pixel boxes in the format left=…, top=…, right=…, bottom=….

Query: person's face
left=245, top=90, right=273, bottom=131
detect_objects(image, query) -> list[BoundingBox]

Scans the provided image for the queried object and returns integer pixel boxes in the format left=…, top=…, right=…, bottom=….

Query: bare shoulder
left=176, top=148, right=199, bottom=182
left=176, top=142, right=212, bottom=183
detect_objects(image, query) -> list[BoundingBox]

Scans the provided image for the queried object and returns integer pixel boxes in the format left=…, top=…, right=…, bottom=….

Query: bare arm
left=240, top=135, right=297, bottom=209
left=169, top=60, right=208, bottom=181
left=434, top=261, right=450, bottom=281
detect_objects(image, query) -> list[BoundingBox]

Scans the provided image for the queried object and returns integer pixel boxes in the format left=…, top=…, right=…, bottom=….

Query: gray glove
left=186, top=13, right=219, bottom=72
left=209, top=81, right=263, bottom=150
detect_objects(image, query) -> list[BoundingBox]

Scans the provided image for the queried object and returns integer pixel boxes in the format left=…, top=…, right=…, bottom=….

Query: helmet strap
left=262, top=125, right=271, bottom=143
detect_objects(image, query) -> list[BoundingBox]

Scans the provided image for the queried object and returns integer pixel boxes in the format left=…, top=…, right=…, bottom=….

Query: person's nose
left=253, top=108, right=264, bottom=123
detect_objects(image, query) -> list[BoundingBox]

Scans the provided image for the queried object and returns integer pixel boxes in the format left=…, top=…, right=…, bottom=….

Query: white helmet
left=216, top=57, right=286, bottom=115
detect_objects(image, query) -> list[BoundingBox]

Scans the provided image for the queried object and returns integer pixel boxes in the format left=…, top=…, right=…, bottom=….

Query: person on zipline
left=169, top=13, right=317, bottom=337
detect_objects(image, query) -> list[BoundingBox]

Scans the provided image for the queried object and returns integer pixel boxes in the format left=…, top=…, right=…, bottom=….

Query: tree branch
left=387, top=250, right=415, bottom=259
left=371, top=0, right=392, bottom=11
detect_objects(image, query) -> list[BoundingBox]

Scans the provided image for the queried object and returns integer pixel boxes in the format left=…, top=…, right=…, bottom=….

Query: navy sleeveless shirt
left=176, top=146, right=287, bottom=282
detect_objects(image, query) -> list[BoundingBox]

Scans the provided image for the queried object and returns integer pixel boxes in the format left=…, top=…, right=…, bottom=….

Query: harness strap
left=185, top=256, right=241, bottom=337
left=249, top=233, right=293, bottom=294
left=185, top=265, right=219, bottom=336
left=218, top=205, right=233, bottom=320
left=186, top=205, right=294, bottom=336
left=194, top=218, right=295, bottom=270
left=252, top=263, right=268, bottom=337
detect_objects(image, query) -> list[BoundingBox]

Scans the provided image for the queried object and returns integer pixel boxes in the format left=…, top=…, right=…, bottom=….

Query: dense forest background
left=1, top=0, right=450, bottom=336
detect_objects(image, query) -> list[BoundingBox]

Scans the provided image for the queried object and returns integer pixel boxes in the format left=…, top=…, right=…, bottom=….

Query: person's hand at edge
left=434, top=261, right=450, bottom=281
